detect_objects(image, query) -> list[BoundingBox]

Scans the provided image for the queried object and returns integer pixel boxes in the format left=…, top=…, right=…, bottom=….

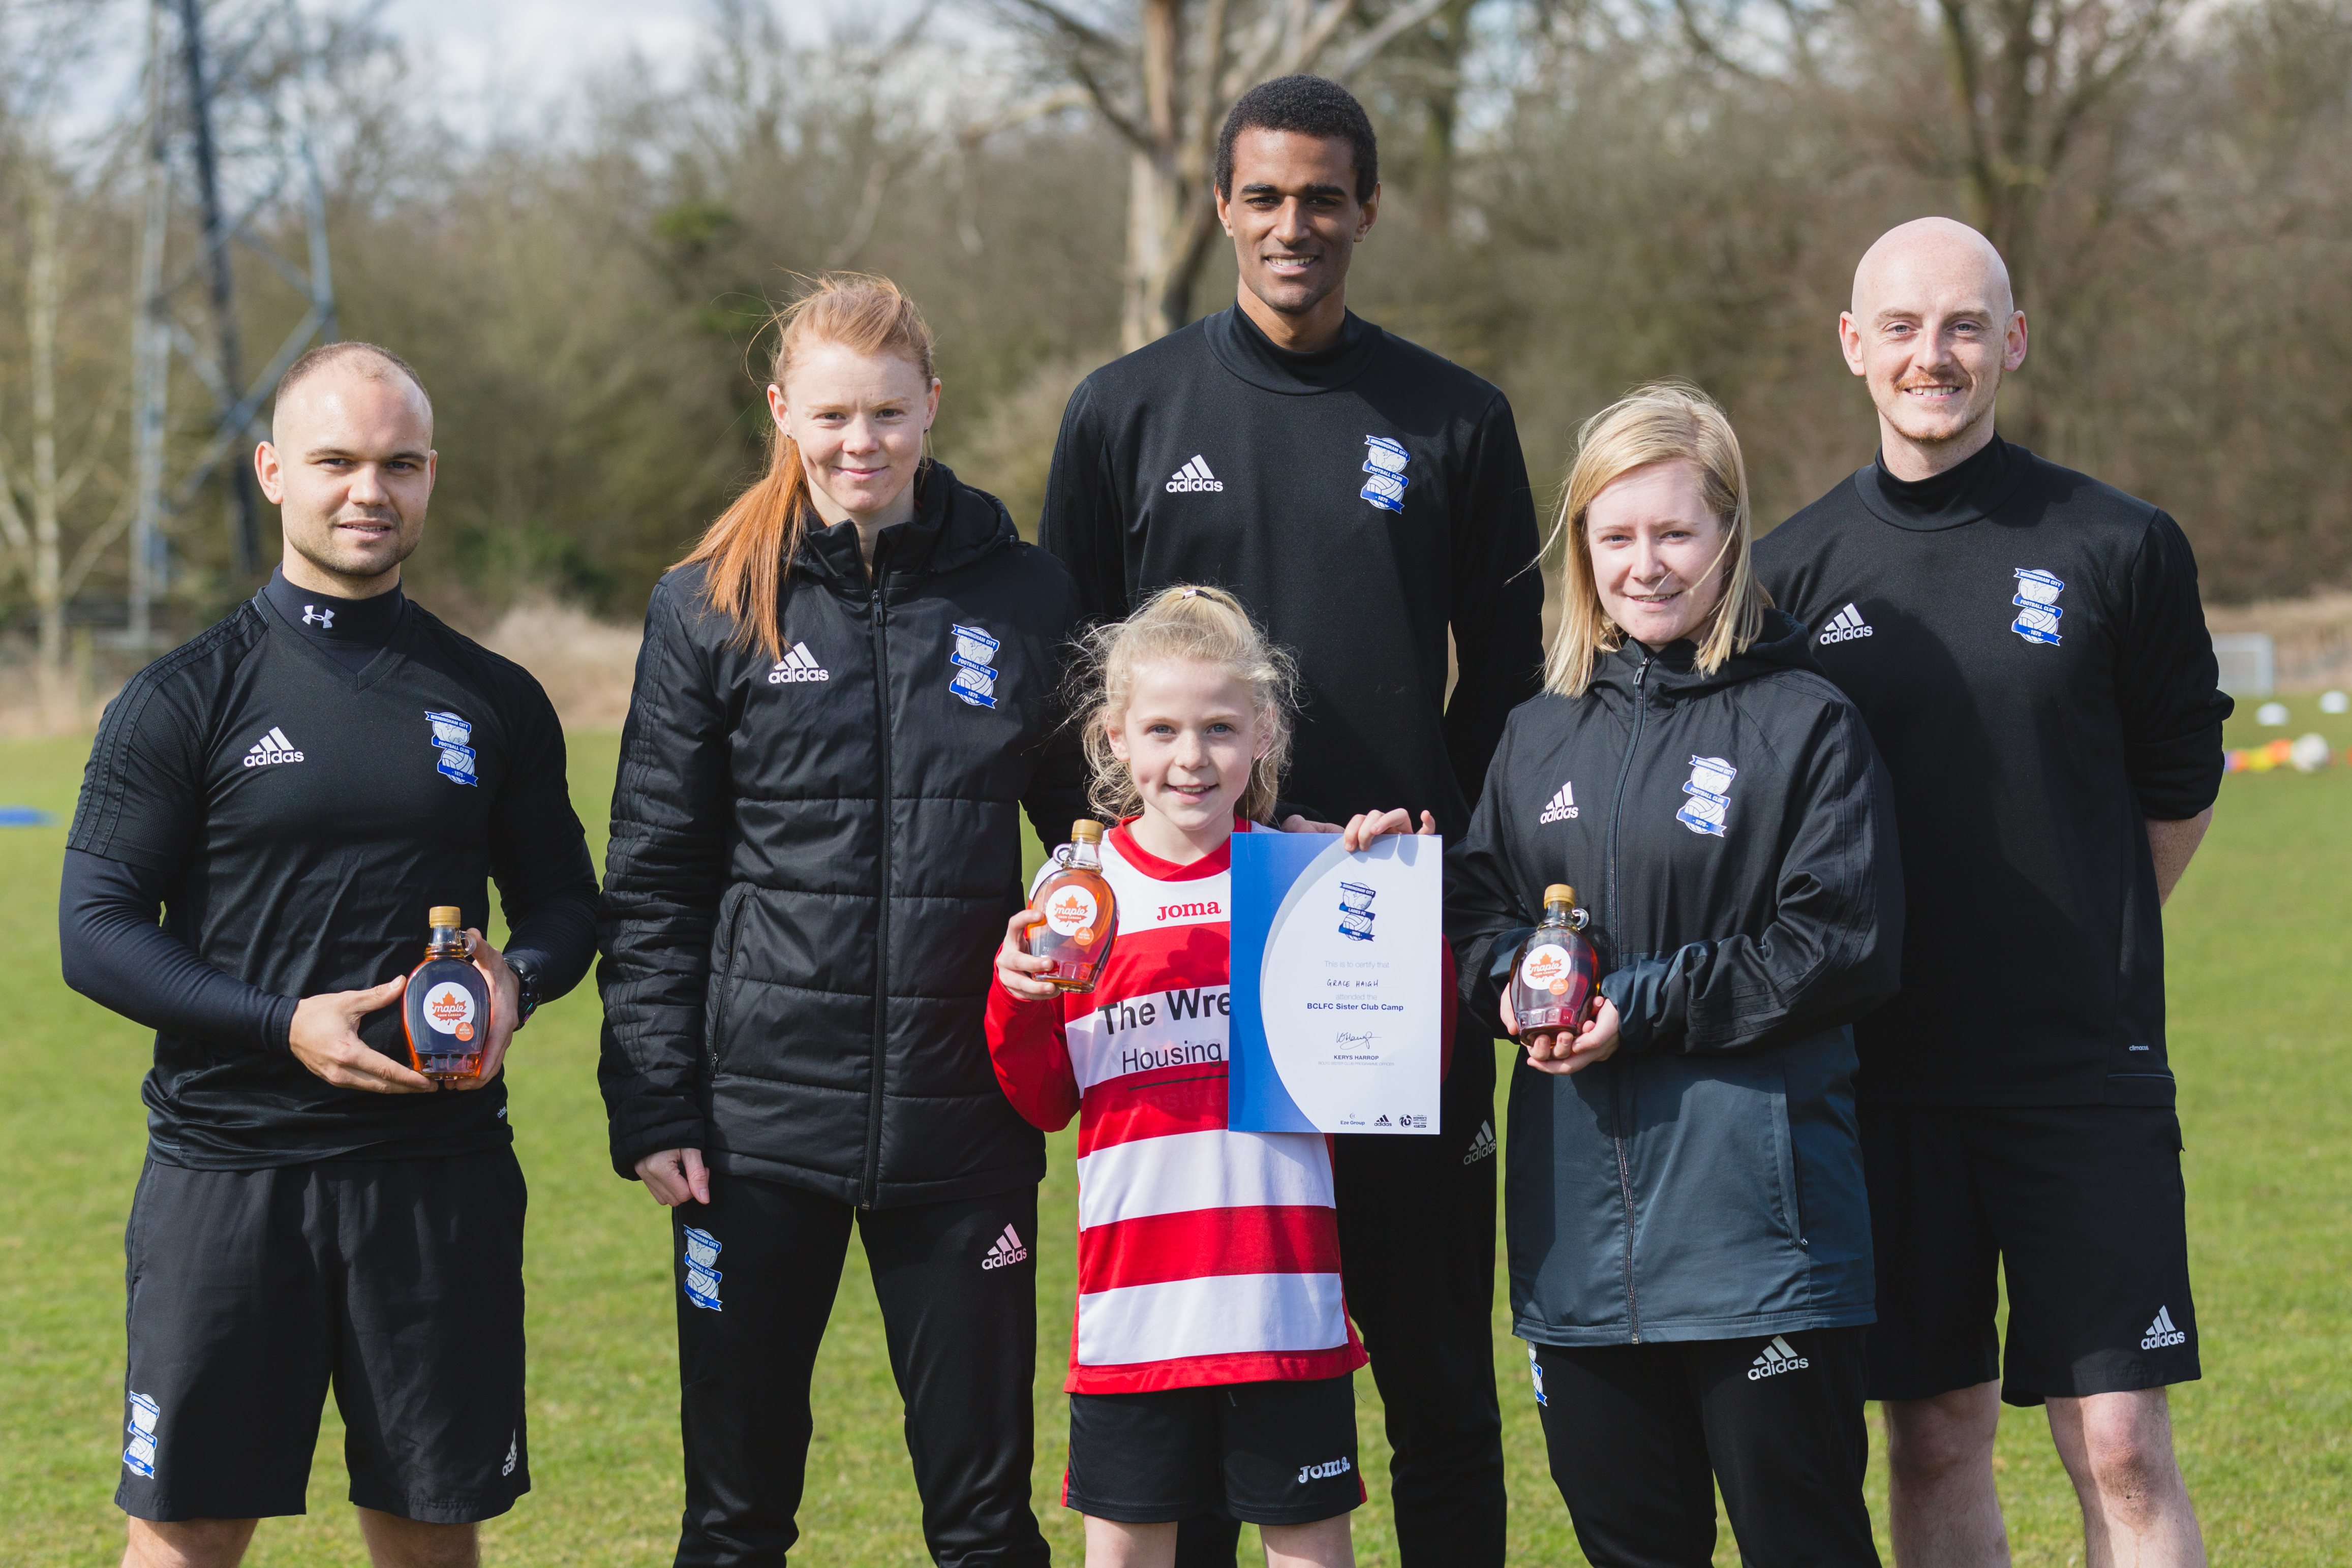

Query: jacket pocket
left=1624, top=1055, right=1810, bottom=1326
left=705, top=884, right=750, bottom=1073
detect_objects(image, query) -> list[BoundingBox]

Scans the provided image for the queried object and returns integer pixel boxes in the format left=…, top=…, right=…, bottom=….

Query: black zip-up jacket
left=1448, top=612, right=1904, bottom=1343
left=597, top=466, right=1088, bottom=1205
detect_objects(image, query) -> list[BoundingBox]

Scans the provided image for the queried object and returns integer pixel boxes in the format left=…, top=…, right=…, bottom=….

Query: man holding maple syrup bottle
left=1448, top=385, right=1903, bottom=1565
left=60, top=342, right=598, bottom=1568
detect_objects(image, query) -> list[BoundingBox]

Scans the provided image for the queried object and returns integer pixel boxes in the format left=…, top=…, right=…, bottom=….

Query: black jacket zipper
left=862, top=550, right=894, bottom=1208
left=1604, top=652, right=1652, bottom=1341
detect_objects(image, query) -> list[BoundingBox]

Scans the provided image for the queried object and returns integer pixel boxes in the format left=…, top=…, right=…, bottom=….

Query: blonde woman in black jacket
left=599, top=275, right=1085, bottom=1567
left=1448, top=384, right=1903, bottom=1567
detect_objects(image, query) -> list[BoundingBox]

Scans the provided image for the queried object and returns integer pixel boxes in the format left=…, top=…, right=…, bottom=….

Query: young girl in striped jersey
left=986, top=585, right=1444, bottom=1568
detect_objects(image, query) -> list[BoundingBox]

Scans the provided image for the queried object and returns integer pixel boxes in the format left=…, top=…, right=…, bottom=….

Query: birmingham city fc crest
left=1359, top=436, right=1409, bottom=513
left=1675, top=755, right=1737, bottom=837
left=2010, top=569, right=2065, bottom=645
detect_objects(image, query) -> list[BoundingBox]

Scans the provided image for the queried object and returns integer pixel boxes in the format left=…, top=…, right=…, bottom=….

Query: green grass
left=3, top=705, right=2347, bottom=1564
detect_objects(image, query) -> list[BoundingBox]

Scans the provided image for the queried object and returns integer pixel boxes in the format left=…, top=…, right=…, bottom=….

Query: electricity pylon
left=125, top=0, right=337, bottom=645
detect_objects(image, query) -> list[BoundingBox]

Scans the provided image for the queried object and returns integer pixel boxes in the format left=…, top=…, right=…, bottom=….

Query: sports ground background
left=3, top=704, right=2346, bottom=1564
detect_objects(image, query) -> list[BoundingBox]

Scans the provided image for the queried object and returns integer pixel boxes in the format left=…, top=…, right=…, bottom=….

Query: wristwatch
left=508, top=956, right=541, bottom=1029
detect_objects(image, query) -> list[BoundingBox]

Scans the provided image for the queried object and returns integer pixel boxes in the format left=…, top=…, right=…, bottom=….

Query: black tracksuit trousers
left=1177, top=1025, right=1506, bottom=1564
left=670, top=1171, right=1048, bottom=1567
left=1532, top=1328, right=1879, bottom=1567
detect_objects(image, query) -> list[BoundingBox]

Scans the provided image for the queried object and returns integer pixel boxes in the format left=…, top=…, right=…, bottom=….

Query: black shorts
left=116, top=1148, right=529, bottom=1523
left=1064, top=1376, right=1362, bottom=1527
left=1861, top=1103, right=2199, bottom=1407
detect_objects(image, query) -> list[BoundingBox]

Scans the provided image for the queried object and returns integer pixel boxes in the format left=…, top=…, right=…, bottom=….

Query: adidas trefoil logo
left=1538, top=781, right=1579, bottom=823
left=2141, top=1305, right=2187, bottom=1350
left=1166, top=454, right=1224, bottom=494
left=1819, top=603, right=1874, bottom=644
left=767, top=642, right=831, bottom=684
left=981, top=1223, right=1030, bottom=1271
left=242, top=726, right=304, bottom=767
left=1747, top=1334, right=1811, bottom=1380
left=1464, top=1120, right=1497, bottom=1165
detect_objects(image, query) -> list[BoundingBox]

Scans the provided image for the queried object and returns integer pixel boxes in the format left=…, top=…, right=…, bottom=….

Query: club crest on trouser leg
left=1675, top=755, right=1737, bottom=837
left=949, top=623, right=1000, bottom=708
left=1360, top=435, right=1410, bottom=513
left=682, top=1226, right=724, bottom=1310
left=2011, top=568, right=2066, bottom=645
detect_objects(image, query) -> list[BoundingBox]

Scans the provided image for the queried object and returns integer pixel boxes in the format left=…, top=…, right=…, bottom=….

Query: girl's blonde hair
left=678, top=272, right=938, bottom=661
left=1543, top=382, right=1769, bottom=697
left=1077, top=586, right=1300, bottom=825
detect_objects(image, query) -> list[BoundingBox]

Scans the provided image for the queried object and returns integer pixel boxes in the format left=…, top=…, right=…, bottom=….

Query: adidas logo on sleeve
left=981, top=1223, right=1030, bottom=1271
left=241, top=726, right=304, bottom=767
left=1538, top=781, right=1578, bottom=823
left=1818, top=603, right=1875, bottom=644
left=1166, top=455, right=1224, bottom=493
left=767, top=642, right=831, bottom=684
left=1747, top=1334, right=1811, bottom=1379
left=2140, top=1305, right=2188, bottom=1350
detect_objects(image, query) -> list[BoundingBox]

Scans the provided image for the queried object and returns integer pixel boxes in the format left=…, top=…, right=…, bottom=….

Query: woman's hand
left=1339, top=809, right=1438, bottom=850
left=637, top=1147, right=710, bottom=1206
left=1521, top=996, right=1623, bottom=1077
left=995, top=907, right=1062, bottom=1002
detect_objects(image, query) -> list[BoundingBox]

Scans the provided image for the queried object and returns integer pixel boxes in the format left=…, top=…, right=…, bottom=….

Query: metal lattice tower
left=126, top=0, right=337, bottom=645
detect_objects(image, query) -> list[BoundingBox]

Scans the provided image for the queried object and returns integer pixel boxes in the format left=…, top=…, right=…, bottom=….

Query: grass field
left=3, top=705, right=2347, bottom=1565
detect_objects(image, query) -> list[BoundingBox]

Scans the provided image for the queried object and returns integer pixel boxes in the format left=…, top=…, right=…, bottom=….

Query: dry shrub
left=478, top=601, right=643, bottom=731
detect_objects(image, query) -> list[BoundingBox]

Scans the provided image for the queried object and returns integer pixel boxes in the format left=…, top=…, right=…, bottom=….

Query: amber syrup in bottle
left=1025, top=819, right=1119, bottom=993
left=1509, top=884, right=1598, bottom=1034
left=402, top=906, right=490, bottom=1081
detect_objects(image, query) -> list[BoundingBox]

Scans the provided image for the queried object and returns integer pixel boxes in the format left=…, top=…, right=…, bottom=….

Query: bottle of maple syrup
left=1024, top=820, right=1119, bottom=993
left=403, top=906, right=490, bottom=1082
left=1509, top=884, right=1597, bottom=1035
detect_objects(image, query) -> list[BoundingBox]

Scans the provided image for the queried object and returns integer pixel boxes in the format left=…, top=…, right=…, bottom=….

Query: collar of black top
left=1854, top=433, right=2035, bottom=532
left=1205, top=303, right=1383, bottom=396
left=262, top=564, right=406, bottom=647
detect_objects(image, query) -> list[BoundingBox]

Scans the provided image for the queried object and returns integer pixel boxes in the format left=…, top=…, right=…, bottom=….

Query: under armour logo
left=302, top=604, right=334, bottom=629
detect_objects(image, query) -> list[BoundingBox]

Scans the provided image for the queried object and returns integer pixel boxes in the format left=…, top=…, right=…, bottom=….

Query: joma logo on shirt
left=1155, top=900, right=1221, bottom=921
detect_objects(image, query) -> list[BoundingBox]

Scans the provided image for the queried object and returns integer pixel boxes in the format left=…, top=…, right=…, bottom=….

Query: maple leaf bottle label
left=403, top=905, right=491, bottom=1081
left=1510, top=884, right=1597, bottom=1034
left=1025, top=819, right=1119, bottom=993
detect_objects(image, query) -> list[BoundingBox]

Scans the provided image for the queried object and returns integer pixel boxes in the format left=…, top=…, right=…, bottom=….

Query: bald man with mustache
left=1755, top=219, right=2227, bottom=1568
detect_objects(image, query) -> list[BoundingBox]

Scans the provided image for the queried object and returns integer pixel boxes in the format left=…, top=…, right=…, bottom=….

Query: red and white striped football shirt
left=985, top=820, right=1370, bottom=1395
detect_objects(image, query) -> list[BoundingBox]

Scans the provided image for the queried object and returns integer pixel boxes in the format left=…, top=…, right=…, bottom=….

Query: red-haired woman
left=600, top=273, right=1083, bottom=1566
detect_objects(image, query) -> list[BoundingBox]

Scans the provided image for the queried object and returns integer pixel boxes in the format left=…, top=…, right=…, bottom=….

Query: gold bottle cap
left=1071, top=819, right=1105, bottom=844
left=429, top=906, right=462, bottom=927
left=1543, top=884, right=1577, bottom=908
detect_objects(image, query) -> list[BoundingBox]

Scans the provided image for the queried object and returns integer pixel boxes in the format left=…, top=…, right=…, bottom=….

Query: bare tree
left=987, top=0, right=1459, bottom=349
left=1919, top=0, right=2185, bottom=295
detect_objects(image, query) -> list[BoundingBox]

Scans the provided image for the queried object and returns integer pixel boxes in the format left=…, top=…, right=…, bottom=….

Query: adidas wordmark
left=1538, top=781, right=1578, bottom=823
left=1747, top=1334, right=1810, bottom=1380
left=1166, top=455, right=1224, bottom=494
left=981, top=1223, right=1029, bottom=1271
left=242, top=727, right=304, bottom=767
left=768, top=642, right=831, bottom=684
left=1818, top=603, right=1874, bottom=645
left=2141, top=1306, right=2187, bottom=1350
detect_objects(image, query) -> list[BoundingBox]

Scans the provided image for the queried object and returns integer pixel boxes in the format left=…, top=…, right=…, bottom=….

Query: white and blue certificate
left=1229, top=832, right=1445, bottom=1135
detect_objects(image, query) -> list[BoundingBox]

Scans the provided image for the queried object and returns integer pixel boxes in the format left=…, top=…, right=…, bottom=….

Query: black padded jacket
left=597, top=466, right=1088, bottom=1206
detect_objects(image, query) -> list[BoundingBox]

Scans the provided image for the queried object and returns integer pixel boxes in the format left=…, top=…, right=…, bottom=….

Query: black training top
left=260, top=564, right=406, bottom=671
left=1038, top=304, right=1546, bottom=836
left=1755, top=436, right=2232, bottom=1108
left=64, top=584, right=599, bottom=1169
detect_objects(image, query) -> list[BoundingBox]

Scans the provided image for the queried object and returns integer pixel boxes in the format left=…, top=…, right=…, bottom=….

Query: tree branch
left=1325, top=0, right=1455, bottom=81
